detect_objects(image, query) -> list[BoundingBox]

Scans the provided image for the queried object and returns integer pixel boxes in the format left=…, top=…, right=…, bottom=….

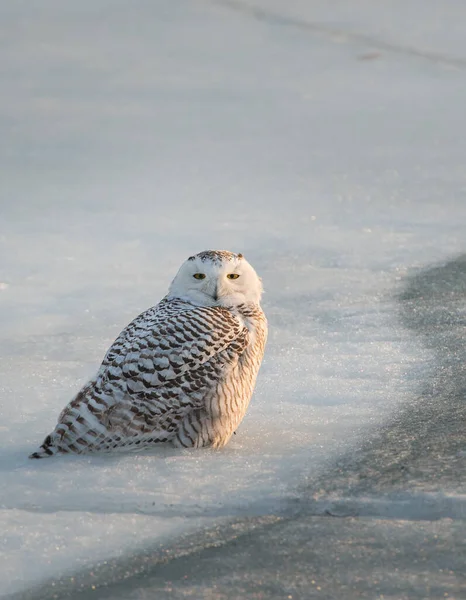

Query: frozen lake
left=1, top=0, right=466, bottom=596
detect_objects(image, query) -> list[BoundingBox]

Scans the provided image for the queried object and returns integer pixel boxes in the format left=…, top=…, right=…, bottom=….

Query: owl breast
left=173, top=303, right=268, bottom=449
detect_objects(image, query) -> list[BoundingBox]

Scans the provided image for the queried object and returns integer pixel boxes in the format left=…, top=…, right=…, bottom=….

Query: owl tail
left=29, top=434, right=59, bottom=459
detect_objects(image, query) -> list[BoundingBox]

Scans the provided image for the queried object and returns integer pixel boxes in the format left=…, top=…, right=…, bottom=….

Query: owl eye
left=193, top=273, right=206, bottom=280
left=227, top=273, right=240, bottom=280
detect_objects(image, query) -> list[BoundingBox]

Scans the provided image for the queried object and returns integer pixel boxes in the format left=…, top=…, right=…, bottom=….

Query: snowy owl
left=30, top=250, right=267, bottom=458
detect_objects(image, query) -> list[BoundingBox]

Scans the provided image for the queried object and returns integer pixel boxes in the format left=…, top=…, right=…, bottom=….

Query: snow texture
left=1, top=0, right=466, bottom=596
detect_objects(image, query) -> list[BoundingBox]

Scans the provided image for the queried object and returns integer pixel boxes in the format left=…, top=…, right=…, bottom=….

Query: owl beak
left=212, top=284, right=218, bottom=302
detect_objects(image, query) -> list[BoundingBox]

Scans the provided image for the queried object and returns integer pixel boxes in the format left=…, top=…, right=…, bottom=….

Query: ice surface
left=1, top=0, right=466, bottom=596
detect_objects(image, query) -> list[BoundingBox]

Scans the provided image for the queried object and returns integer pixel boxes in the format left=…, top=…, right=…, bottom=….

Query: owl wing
left=43, top=301, right=249, bottom=454
left=97, top=302, right=247, bottom=394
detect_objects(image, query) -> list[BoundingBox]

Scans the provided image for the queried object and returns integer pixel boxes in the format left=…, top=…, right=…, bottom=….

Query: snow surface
left=1, top=0, right=466, bottom=595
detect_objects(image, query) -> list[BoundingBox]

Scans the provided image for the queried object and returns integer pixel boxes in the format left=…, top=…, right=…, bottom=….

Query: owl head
left=168, top=250, right=263, bottom=307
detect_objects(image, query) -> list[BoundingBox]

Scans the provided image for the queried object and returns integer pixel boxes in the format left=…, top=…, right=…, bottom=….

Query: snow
left=1, top=0, right=466, bottom=596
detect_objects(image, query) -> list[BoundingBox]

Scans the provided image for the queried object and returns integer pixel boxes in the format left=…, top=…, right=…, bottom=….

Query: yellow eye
left=227, top=273, right=240, bottom=280
left=193, top=273, right=206, bottom=280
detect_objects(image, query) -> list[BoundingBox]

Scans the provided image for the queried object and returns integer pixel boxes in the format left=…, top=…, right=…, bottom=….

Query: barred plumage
left=30, top=250, right=267, bottom=458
